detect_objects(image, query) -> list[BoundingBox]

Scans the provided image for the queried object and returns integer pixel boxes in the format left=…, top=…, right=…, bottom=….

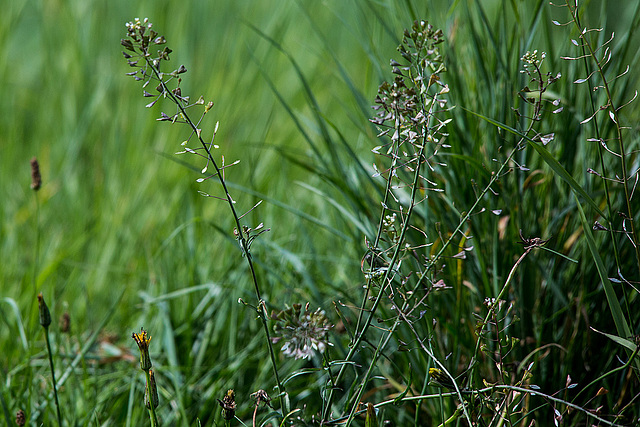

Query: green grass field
left=2, top=0, right=640, bottom=425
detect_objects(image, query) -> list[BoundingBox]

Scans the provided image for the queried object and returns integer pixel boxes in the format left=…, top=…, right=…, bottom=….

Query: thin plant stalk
left=147, top=70, right=286, bottom=413
left=564, top=0, right=640, bottom=271
left=144, top=370, right=159, bottom=427
left=38, top=294, right=62, bottom=425
left=122, top=21, right=287, bottom=415
left=31, top=193, right=40, bottom=325
left=43, top=330, right=62, bottom=425
left=470, top=245, right=536, bottom=380
left=132, top=329, right=159, bottom=426
left=27, top=159, right=42, bottom=422
left=30, top=157, right=42, bottom=302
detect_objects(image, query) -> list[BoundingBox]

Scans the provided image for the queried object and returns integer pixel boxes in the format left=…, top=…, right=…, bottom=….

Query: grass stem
left=43, top=322, right=63, bottom=425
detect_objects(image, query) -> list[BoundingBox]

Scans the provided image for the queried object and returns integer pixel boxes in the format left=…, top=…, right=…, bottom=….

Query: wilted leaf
left=365, top=403, right=378, bottom=427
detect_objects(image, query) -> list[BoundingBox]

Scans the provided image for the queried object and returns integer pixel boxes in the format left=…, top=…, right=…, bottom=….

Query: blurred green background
left=2, top=0, right=640, bottom=424
left=1, top=0, right=407, bottom=324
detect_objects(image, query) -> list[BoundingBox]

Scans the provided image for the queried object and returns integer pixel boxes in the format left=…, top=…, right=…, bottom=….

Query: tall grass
left=1, top=0, right=639, bottom=425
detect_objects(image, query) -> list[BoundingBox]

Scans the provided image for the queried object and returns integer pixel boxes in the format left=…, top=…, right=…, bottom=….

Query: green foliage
left=2, top=0, right=640, bottom=425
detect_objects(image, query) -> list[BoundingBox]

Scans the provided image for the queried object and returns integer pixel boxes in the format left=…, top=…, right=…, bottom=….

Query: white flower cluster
left=520, top=50, right=546, bottom=73
left=125, top=17, right=152, bottom=33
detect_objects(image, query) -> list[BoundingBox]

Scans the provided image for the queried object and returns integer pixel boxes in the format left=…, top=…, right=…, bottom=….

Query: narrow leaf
left=590, top=327, right=637, bottom=352
left=575, top=195, right=640, bottom=372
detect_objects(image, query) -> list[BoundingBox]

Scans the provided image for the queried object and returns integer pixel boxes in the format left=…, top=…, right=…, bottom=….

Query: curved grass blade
left=575, top=195, right=640, bottom=373
left=462, top=107, right=606, bottom=218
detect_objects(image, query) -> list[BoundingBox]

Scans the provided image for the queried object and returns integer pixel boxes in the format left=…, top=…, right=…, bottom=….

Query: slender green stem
left=145, top=370, right=159, bottom=427
left=567, top=4, right=621, bottom=274
left=27, top=186, right=41, bottom=422
left=471, top=247, right=533, bottom=366
left=142, top=56, right=287, bottom=414
left=566, top=0, right=640, bottom=271
left=43, top=326, right=62, bottom=426
left=351, top=104, right=400, bottom=342
left=31, top=193, right=40, bottom=327
left=343, top=128, right=432, bottom=426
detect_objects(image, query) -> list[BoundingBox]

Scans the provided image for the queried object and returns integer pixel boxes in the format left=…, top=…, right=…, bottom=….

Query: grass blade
left=574, top=195, right=639, bottom=372
left=462, top=107, right=606, bottom=218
